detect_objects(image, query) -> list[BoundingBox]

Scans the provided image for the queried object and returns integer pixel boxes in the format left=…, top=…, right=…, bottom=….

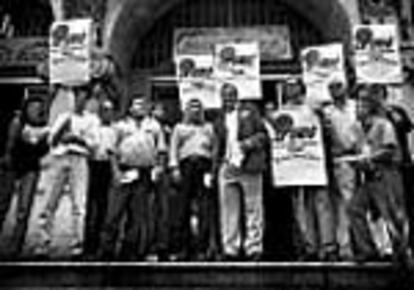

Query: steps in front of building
left=0, top=262, right=413, bottom=289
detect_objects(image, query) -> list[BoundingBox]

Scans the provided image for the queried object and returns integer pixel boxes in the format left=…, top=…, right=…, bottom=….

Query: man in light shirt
left=99, top=97, right=166, bottom=261
left=38, top=85, right=100, bottom=257
left=169, top=98, right=215, bottom=261
left=349, top=85, right=410, bottom=263
left=213, top=83, right=267, bottom=261
left=325, top=81, right=363, bottom=261
left=84, top=99, right=117, bottom=259
left=282, top=78, right=336, bottom=261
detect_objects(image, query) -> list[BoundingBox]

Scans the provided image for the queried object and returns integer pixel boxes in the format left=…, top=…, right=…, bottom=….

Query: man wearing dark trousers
left=84, top=99, right=117, bottom=259
left=169, top=98, right=215, bottom=261
left=99, top=97, right=166, bottom=261
left=348, top=85, right=410, bottom=263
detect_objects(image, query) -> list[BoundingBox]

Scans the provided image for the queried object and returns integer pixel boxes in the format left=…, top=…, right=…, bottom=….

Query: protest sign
left=301, top=43, right=346, bottom=104
left=270, top=105, right=328, bottom=187
left=353, top=24, right=403, bottom=84
left=49, top=18, right=93, bottom=85
left=178, top=79, right=219, bottom=110
left=175, top=54, right=221, bottom=109
left=214, top=42, right=262, bottom=99
left=214, top=42, right=260, bottom=79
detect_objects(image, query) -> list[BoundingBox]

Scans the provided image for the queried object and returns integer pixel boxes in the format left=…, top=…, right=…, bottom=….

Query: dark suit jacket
left=212, top=103, right=268, bottom=174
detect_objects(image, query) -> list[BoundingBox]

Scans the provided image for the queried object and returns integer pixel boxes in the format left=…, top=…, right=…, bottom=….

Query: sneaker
left=247, top=253, right=263, bottom=262
left=70, top=240, right=83, bottom=256
left=145, top=254, right=159, bottom=262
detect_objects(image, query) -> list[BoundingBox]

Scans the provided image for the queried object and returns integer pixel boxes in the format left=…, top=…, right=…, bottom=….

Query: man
left=348, top=84, right=409, bottom=263
left=282, top=78, right=336, bottom=261
left=38, top=85, right=99, bottom=257
left=84, top=99, right=117, bottom=259
left=148, top=101, right=172, bottom=261
left=99, top=97, right=166, bottom=261
left=325, top=81, right=363, bottom=260
left=169, top=98, right=215, bottom=261
left=0, top=97, right=49, bottom=257
left=262, top=101, right=296, bottom=260
left=213, top=83, right=267, bottom=261
left=372, top=84, right=414, bottom=253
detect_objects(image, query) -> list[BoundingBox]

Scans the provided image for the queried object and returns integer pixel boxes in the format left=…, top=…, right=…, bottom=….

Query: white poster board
left=270, top=105, right=328, bottom=187
left=49, top=18, right=93, bottom=85
left=175, top=54, right=221, bottom=109
left=214, top=42, right=262, bottom=100
left=301, top=43, right=346, bottom=104
left=353, top=24, right=403, bottom=84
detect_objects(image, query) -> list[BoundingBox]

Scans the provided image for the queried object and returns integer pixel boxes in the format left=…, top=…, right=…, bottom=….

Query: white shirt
left=49, top=111, right=100, bottom=156
left=324, top=100, right=362, bottom=156
left=225, top=110, right=243, bottom=168
left=91, top=123, right=117, bottom=161
left=114, top=116, right=166, bottom=167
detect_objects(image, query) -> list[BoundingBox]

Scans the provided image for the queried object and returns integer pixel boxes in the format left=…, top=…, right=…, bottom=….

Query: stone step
left=0, top=262, right=413, bottom=289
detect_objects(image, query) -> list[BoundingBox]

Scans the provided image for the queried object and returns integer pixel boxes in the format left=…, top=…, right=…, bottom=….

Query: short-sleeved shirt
left=91, top=124, right=117, bottom=161
left=366, top=115, right=402, bottom=164
left=114, top=116, right=166, bottom=168
left=169, top=122, right=214, bottom=168
left=325, top=101, right=363, bottom=156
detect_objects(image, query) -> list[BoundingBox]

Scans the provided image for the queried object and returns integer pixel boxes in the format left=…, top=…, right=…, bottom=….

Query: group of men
left=0, top=78, right=412, bottom=264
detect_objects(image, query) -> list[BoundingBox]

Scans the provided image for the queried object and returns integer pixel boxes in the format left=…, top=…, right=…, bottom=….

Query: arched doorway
left=106, top=0, right=351, bottom=113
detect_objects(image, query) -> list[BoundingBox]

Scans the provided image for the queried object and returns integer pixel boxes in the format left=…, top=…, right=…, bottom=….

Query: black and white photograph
left=1, top=0, right=414, bottom=289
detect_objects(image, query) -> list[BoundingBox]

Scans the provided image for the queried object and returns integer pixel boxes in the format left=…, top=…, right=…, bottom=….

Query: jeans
left=170, top=157, right=212, bottom=258
left=349, top=167, right=408, bottom=258
left=39, top=154, right=89, bottom=254
left=151, top=171, right=171, bottom=254
left=333, top=162, right=356, bottom=259
left=218, top=163, right=264, bottom=257
left=100, top=169, right=152, bottom=260
left=292, top=187, right=336, bottom=258
left=10, top=171, right=39, bottom=254
left=0, top=168, right=15, bottom=234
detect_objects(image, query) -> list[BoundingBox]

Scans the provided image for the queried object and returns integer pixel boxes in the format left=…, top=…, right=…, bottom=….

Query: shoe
left=32, top=247, right=50, bottom=261
left=194, top=252, right=208, bottom=261
left=299, top=252, right=319, bottom=262
left=145, top=254, right=159, bottom=262
left=96, top=249, right=114, bottom=261
left=172, top=251, right=189, bottom=262
left=221, top=254, right=240, bottom=262
left=247, top=253, right=263, bottom=262
left=70, top=240, right=83, bottom=257
left=157, top=251, right=169, bottom=262
left=354, top=252, right=380, bottom=264
left=321, top=251, right=339, bottom=262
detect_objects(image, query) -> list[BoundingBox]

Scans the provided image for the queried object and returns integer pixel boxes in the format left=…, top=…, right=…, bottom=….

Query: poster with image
left=301, top=43, right=346, bottom=104
left=214, top=42, right=260, bottom=79
left=49, top=18, right=93, bottom=85
left=214, top=42, right=262, bottom=100
left=215, top=78, right=262, bottom=101
left=178, top=79, right=220, bottom=109
left=175, top=54, right=221, bottom=109
left=353, top=24, right=403, bottom=84
left=270, top=105, right=328, bottom=187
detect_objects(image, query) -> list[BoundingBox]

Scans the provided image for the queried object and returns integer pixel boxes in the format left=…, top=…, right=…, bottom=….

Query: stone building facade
left=1, top=0, right=414, bottom=115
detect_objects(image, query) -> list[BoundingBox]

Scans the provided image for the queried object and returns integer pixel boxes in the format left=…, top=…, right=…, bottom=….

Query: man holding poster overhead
left=270, top=78, right=336, bottom=261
